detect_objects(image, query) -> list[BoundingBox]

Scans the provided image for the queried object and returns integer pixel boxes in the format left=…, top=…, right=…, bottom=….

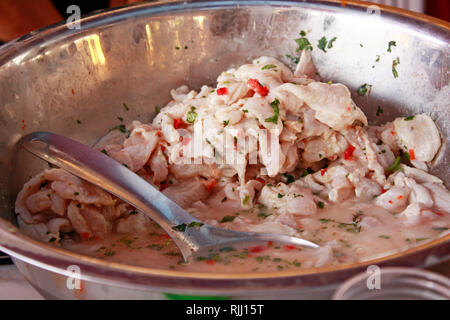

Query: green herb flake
left=172, top=223, right=187, bottom=232
left=295, top=36, right=313, bottom=52
left=220, top=215, right=236, bottom=223
left=187, top=222, right=204, bottom=229
left=186, top=106, right=198, bottom=123
left=387, top=41, right=397, bottom=52
left=376, top=106, right=383, bottom=117
left=327, top=37, right=337, bottom=49
left=242, top=195, right=250, bottom=205
left=387, top=156, right=402, bottom=172
left=258, top=213, right=272, bottom=219
left=317, top=201, right=325, bottom=209
left=392, top=57, right=400, bottom=79
left=404, top=116, right=415, bottom=121
left=378, top=235, right=390, bottom=239
left=432, top=227, right=448, bottom=232
left=265, top=98, right=280, bottom=124
left=285, top=54, right=299, bottom=64
left=123, top=103, right=130, bottom=111
left=283, top=173, right=295, bottom=184
left=356, top=83, right=372, bottom=96
left=262, top=64, right=277, bottom=70
left=318, top=36, right=328, bottom=52
left=221, top=197, right=228, bottom=203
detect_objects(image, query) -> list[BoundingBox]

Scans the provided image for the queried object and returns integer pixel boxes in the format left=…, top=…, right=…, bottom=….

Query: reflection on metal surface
left=75, top=34, right=106, bottom=66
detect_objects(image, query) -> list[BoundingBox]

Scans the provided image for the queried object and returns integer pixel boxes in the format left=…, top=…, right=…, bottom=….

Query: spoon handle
left=19, top=131, right=199, bottom=259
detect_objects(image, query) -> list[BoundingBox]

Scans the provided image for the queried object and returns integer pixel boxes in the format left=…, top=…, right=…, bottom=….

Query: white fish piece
left=108, top=124, right=159, bottom=172
left=116, top=212, right=149, bottom=233
left=243, top=97, right=283, bottom=131
left=258, top=183, right=317, bottom=216
left=234, top=56, right=294, bottom=90
left=374, top=187, right=409, bottom=213
left=276, top=82, right=368, bottom=132
left=246, top=219, right=298, bottom=236
left=149, top=147, right=168, bottom=185
left=47, top=218, right=73, bottom=234
left=47, top=169, right=115, bottom=206
left=400, top=165, right=443, bottom=184
left=280, top=141, right=299, bottom=173
left=50, top=192, right=67, bottom=216
left=423, top=183, right=450, bottom=214
left=404, top=178, right=434, bottom=208
left=214, top=105, right=243, bottom=126
left=17, top=217, right=53, bottom=242
left=294, top=50, right=319, bottom=80
left=169, top=163, right=220, bottom=180
left=25, top=189, right=52, bottom=213
left=393, top=114, right=441, bottom=162
left=237, top=179, right=263, bottom=210
left=67, top=201, right=92, bottom=239
left=15, top=173, right=49, bottom=224
left=162, top=177, right=209, bottom=208
left=303, top=132, right=348, bottom=163
left=170, top=85, right=190, bottom=102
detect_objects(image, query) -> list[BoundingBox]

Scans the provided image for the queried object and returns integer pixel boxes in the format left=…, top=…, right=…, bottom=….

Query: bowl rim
left=0, top=0, right=449, bottom=289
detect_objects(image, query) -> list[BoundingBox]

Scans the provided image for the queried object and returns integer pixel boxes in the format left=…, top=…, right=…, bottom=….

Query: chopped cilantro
left=285, top=54, right=299, bottom=64
left=265, top=98, right=280, bottom=124
left=376, top=106, right=383, bottom=117
left=242, top=195, right=250, bottom=205
left=295, top=37, right=313, bottom=51
left=172, top=223, right=187, bottom=232
left=317, top=201, right=325, bottom=209
left=356, top=83, right=372, bottom=96
left=404, top=116, right=414, bottom=121
left=318, top=37, right=328, bottom=52
left=387, top=41, right=396, bottom=52
left=262, top=64, right=277, bottom=70
left=282, top=173, right=295, bottom=184
left=387, top=156, right=402, bottom=172
left=220, top=215, right=236, bottom=223
left=123, top=103, right=129, bottom=111
left=392, top=57, right=400, bottom=78
left=186, top=106, right=197, bottom=123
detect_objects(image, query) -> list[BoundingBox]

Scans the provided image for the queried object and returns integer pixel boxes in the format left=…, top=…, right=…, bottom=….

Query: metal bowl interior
left=0, top=0, right=449, bottom=295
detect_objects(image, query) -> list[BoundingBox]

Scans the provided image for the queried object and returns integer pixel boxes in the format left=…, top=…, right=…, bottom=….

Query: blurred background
left=0, top=0, right=448, bottom=44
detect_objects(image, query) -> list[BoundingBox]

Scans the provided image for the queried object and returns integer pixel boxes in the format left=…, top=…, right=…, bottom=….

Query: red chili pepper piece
left=173, top=118, right=183, bottom=129
left=255, top=178, right=266, bottom=185
left=344, top=144, right=356, bottom=160
left=206, top=179, right=217, bottom=192
left=206, top=260, right=216, bottom=265
left=249, top=246, right=265, bottom=253
left=320, top=168, right=327, bottom=176
left=81, top=232, right=91, bottom=239
left=283, top=245, right=297, bottom=251
left=216, top=87, right=228, bottom=95
left=160, top=181, right=168, bottom=191
left=247, top=78, right=269, bottom=97
left=381, top=188, right=387, bottom=194
left=409, top=149, right=416, bottom=161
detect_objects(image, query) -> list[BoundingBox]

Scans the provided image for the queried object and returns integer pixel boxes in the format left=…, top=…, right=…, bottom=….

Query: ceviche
left=15, top=50, right=449, bottom=272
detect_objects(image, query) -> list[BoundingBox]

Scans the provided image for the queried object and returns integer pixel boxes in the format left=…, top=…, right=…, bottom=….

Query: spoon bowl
left=19, top=131, right=319, bottom=262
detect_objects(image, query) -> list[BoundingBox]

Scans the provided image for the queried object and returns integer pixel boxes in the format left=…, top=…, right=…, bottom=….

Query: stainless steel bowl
left=0, top=0, right=448, bottom=299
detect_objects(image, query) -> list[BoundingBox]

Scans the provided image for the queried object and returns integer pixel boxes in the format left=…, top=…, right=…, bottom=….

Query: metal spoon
left=19, top=132, right=319, bottom=263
